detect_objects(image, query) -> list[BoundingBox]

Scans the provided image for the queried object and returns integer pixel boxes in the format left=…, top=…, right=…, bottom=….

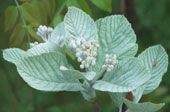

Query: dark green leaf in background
left=9, top=24, right=25, bottom=47
left=90, top=0, right=112, bottom=13
left=26, top=24, right=42, bottom=42
left=43, top=0, right=56, bottom=21
left=21, top=3, right=40, bottom=24
left=67, top=0, right=92, bottom=16
left=5, top=6, right=18, bottom=31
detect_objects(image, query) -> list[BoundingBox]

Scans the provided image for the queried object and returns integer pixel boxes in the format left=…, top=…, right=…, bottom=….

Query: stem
left=0, top=61, right=21, bottom=103
left=14, top=0, right=30, bottom=43
left=93, top=99, right=102, bottom=112
left=93, top=69, right=105, bottom=82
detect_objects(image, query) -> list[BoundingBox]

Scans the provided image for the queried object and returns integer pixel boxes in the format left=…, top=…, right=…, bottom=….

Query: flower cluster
left=36, top=25, right=53, bottom=42
left=69, top=38, right=99, bottom=69
left=102, top=54, right=118, bottom=72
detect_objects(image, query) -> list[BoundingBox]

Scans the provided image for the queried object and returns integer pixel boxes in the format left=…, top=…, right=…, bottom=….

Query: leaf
left=60, top=67, right=96, bottom=81
left=19, top=0, right=31, bottom=2
left=84, top=72, right=96, bottom=81
left=3, top=48, right=27, bottom=64
left=27, top=42, right=65, bottom=56
left=60, top=67, right=86, bottom=80
left=90, top=0, right=112, bottom=12
left=9, top=24, right=25, bottom=47
left=51, top=22, right=65, bottom=45
left=3, top=42, right=64, bottom=64
left=138, top=45, right=168, bottom=94
left=64, top=7, right=98, bottom=42
left=123, top=99, right=165, bottom=112
left=26, top=24, right=42, bottom=42
left=81, top=80, right=96, bottom=101
left=52, top=15, right=64, bottom=27
left=43, top=0, right=56, bottom=20
left=109, top=93, right=126, bottom=108
left=32, top=1, right=47, bottom=24
left=5, top=6, right=18, bottom=31
left=21, top=3, right=40, bottom=24
left=66, top=0, right=92, bottom=16
left=93, top=58, right=150, bottom=92
left=95, top=15, right=138, bottom=72
left=16, top=52, right=83, bottom=91
left=132, top=85, right=146, bottom=103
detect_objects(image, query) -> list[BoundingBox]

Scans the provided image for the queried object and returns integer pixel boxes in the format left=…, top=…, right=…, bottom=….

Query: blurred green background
left=0, top=0, right=170, bottom=112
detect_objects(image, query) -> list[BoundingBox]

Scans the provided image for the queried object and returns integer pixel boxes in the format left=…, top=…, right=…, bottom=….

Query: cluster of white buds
left=102, top=54, right=118, bottom=72
left=69, top=38, right=99, bottom=69
left=36, top=25, right=53, bottom=42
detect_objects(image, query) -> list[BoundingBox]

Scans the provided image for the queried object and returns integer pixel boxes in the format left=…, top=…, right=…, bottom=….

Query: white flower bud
left=103, top=54, right=118, bottom=72
left=36, top=25, right=53, bottom=42
left=107, top=68, right=112, bottom=72
left=102, top=65, right=107, bottom=69
left=80, top=64, right=84, bottom=69
left=76, top=52, right=80, bottom=57
left=78, top=58, right=82, bottom=62
left=76, top=39, right=81, bottom=46
left=72, top=43, right=77, bottom=49
left=69, top=38, right=99, bottom=69
left=85, top=63, right=89, bottom=68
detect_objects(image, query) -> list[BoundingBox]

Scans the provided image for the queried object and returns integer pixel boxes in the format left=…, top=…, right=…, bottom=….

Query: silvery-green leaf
left=138, top=45, right=168, bottom=94
left=51, top=22, right=65, bottom=46
left=109, top=93, right=125, bottom=108
left=84, top=72, right=96, bottom=81
left=64, top=7, right=98, bottom=41
left=123, top=99, right=165, bottom=112
left=132, top=85, right=146, bottom=103
left=3, top=48, right=28, bottom=64
left=81, top=80, right=96, bottom=101
left=27, top=42, right=64, bottom=56
left=60, top=67, right=86, bottom=80
left=16, top=52, right=83, bottom=91
left=60, top=68, right=96, bottom=81
left=95, top=15, right=138, bottom=72
left=93, top=58, right=150, bottom=92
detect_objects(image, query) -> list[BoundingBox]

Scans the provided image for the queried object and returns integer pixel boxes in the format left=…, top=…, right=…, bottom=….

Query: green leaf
left=67, top=0, right=92, bottom=16
left=9, top=24, right=25, bottom=47
left=60, top=66, right=86, bottom=80
left=19, top=0, right=31, bottom=2
left=123, top=99, right=165, bottom=112
left=3, top=48, right=27, bottom=64
left=27, top=42, right=65, bottom=56
left=26, top=24, right=42, bottom=42
left=109, top=93, right=126, bottom=108
left=21, top=3, right=40, bottom=24
left=93, top=58, right=150, bottom=92
left=32, top=1, right=47, bottom=24
left=84, top=72, right=96, bottom=81
left=64, top=7, right=98, bottom=42
left=138, top=45, right=168, bottom=94
left=5, top=6, right=18, bottom=31
left=132, top=85, right=146, bottom=103
left=43, top=0, right=56, bottom=20
left=16, top=52, right=83, bottom=91
left=51, top=22, right=65, bottom=45
left=3, top=42, right=64, bottom=64
left=90, top=0, right=112, bottom=12
left=52, top=15, right=64, bottom=27
left=60, top=67, right=96, bottom=81
left=95, top=15, right=138, bottom=72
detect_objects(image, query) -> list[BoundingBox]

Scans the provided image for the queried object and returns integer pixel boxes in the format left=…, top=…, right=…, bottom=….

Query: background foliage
left=0, top=0, right=170, bottom=112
